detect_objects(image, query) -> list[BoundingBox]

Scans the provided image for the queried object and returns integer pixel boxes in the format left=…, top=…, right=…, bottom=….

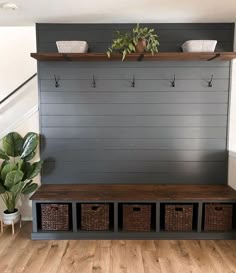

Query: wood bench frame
left=30, top=184, right=236, bottom=240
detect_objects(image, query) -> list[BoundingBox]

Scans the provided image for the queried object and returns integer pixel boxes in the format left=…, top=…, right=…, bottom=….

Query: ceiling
left=0, top=0, right=236, bottom=26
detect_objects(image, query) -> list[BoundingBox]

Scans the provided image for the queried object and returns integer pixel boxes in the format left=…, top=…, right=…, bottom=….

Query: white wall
left=0, top=26, right=36, bottom=101
left=0, top=26, right=39, bottom=220
left=228, top=22, right=236, bottom=189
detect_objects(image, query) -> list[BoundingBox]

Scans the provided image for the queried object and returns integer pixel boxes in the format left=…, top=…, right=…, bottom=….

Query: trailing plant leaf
left=21, top=132, right=39, bottom=159
left=1, top=163, right=17, bottom=181
left=0, top=149, right=9, bottom=160
left=26, top=160, right=43, bottom=179
left=4, top=170, right=24, bottom=189
left=22, top=183, right=38, bottom=194
left=3, top=132, right=23, bottom=157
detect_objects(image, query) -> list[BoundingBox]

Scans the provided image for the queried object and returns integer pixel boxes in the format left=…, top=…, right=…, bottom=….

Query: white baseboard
left=22, top=217, right=32, bottom=221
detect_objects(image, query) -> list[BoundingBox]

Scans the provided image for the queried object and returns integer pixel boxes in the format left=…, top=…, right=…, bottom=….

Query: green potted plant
left=107, top=23, right=159, bottom=61
left=0, top=132, right=43, bottom=225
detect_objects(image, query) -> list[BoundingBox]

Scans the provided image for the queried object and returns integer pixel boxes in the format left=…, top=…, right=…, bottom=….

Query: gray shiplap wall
left=36, top=23, right=234, bottom=184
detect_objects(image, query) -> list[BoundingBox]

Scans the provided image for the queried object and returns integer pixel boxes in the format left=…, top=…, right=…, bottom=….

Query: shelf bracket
left=138, top=54, right=144, bottom=61
left=207, top=53, right=221, bottom=61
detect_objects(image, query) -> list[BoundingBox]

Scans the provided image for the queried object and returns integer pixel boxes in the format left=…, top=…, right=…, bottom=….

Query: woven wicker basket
left=81, top=204, right=110, bottom=231
left=41, top=203, right=70, bottom=231
left=165, top=204, right=193, bottom=231
left=204, top=204, right=233, bottom=231
left=123, top=204, right=151, bottom=232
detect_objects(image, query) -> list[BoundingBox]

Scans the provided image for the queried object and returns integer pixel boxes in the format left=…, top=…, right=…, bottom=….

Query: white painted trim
left=229, top=151, right=236, bottom=158
left=0, top=105, right=38, bottom=139
left=22, top=217, right=32, bottom=221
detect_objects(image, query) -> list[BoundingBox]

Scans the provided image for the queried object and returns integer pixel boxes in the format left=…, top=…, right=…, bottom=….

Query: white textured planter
left=3, top=209, right=20, bottom=225
left=182, top=40, right=217, bottom=52
left=56, top=41, right=88, bottom=53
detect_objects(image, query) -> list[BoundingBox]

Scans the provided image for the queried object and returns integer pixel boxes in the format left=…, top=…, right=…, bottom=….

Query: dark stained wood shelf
left=30, top=52, right=236, bottom=62
left=31, top=184, right=236, bottom=201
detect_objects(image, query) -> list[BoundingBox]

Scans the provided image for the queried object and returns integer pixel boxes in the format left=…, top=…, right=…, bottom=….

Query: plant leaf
left=0, top=183, right=6, bottom=193
left=24, top=151, right=36, bottom=162
left=3, top=132, right=23, bottom=157
left=4, top=170, right=24, bottom=189
left=26, top=160, right=43, bottom=179
left=10, top=182, right=24, bottom=193
left=22, top=183, right=38, bottom=195
left=21, top=132, right=39, bottom=159
left=0, top=149, right=9, bottom=160
left=1, top=163, right=17, bottom=181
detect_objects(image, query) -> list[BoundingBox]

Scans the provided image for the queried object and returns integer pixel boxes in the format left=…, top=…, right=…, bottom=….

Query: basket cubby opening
left=118, top=203, right=156, bottom=232
left=36, top=203, right=73, bottom=232
left=202, top=203, right=235, bottom=232
left=77, top=203, right=114, bottom=232
left=160, top=203, right=198, bottom=232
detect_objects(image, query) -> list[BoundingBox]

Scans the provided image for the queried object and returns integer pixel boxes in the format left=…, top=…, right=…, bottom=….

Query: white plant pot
left=3, top=209, right=20, bottom=225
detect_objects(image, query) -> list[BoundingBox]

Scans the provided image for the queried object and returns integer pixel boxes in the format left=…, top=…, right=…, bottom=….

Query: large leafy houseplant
left=107, top=24, right=159, bottom=61
left=0, top=132, right=43, bottom=215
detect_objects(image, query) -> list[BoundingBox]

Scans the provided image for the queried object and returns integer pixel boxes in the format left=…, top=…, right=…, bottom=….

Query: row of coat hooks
left=54, top=74, right=214, bottom=88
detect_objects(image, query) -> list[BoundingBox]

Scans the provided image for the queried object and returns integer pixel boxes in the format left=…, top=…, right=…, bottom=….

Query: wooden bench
left=31, top=184, right=236, bottom=240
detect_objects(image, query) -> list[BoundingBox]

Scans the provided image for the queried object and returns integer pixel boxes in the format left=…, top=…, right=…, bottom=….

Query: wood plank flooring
left=1, top=222, right=236, bottom=273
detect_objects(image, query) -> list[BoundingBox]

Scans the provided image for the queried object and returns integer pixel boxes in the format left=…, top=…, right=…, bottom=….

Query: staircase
left=0, top=73, right=39, bottom=220
left=0, top=74, right=38, bottom=139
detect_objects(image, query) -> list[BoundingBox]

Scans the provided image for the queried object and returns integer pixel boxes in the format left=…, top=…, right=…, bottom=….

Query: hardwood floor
left=1, top=222, right=236, bottom=273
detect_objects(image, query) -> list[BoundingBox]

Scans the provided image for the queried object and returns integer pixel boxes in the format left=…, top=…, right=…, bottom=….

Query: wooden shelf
left=30, top=184, right=236, bottom=201
left=31, top=52, right=236, bottom=62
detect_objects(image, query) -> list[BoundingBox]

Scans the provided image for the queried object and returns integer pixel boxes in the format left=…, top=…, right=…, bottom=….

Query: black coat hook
left=93, top=75, right=96, bottom=88
left=171, top=74, right=176, bottom=87
left=132, top=76, right=135, bottom=88
left=54, top=75, right=59, bottom=88
left=208, top=74, right=213, bottom=87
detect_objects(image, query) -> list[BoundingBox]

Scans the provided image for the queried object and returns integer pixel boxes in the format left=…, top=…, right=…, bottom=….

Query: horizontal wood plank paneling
left=41, top=116, right=227, bottom=127
left=42, top=138, right=226, bottom=150
left=38, top=42, right=234, bottom=53
left=37, top=23, right=234, bottom=52
left=39, top=60, right=230, bottom=68
left=39, top=29, right=233, bottom=44
left=43, top=161, right=227, bottom=173
left=40, top=79, right=229, bottom=92
left=37, top=23, right=234, bottom=30
left=41, top=172, right=227, bottom=184
left=37, top=23, right=233, bottom=185
left=39, top=66, right=230, bottom=79
left=41, top=91, right=228, bottom=104
left=41, top=103, right=228, bottom=116
left=42, top=149, right=227, bottom=161
left=41, top=127, right=227, bottom=139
